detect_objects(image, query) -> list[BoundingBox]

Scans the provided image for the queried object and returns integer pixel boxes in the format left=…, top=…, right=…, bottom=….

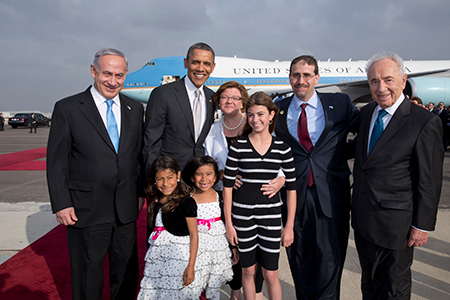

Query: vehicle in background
left=8, top=113, right=51, bottom=129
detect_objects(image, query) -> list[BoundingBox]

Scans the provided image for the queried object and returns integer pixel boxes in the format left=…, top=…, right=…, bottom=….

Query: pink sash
left=197, top=217, right=221, bottom=231
left=152, top=226, right=166, bottom=240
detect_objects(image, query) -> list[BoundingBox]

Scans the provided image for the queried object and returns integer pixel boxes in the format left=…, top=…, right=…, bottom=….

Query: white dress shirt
left=287, top=91, right=325, bottom=146
left=185, top=76, right=206, bottom=135
left=90, top=86, right=121, bottom=136
left=367, top=94, right=405, bottom=154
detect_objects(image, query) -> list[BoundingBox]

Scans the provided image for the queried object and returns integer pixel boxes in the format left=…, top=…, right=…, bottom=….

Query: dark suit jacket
left=47, top=87, right=144, bottom=228
left=142, top=77, right=215, bottom=175
left=351, top=99, right=444, bottom=250
left=275, top=92, right=360, bottom=218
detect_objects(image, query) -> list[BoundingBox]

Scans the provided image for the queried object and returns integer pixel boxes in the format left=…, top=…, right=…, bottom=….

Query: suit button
left=117, top=157, right=121, bottom=161
left=302, top=176, right=307, bottom=180
left=117, top=180, right=121, bottom=184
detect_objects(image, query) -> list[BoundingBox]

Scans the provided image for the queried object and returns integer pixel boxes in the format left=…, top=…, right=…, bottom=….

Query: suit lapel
left=360, top=102, right=376, bottom=164
left=174, top=78, right=196, bottom=140
left=277, top=96, right=305, bottom=149
left=197, top=87, right=214, bottom=145
left=367, top=99, right=410, bottom=161
left=78, top=89, right=116, bottom=152
left=119, top=95, right=131, bottom=154
left=313, top=94, right=333, bottom=152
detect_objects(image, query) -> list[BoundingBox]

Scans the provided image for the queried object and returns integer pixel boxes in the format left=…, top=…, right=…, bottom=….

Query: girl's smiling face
left=155, top=168, right=181, bottom=197
left=191, top=164, right=216, bottom=193
left=247, top=105, right=275, bottom=134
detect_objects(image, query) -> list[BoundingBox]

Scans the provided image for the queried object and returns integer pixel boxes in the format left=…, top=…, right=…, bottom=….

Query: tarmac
left=0, top=125, right=449, bottom=299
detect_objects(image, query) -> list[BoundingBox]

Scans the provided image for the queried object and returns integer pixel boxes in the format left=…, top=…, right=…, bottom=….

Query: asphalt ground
left=0, top=124, right=449, bottom=299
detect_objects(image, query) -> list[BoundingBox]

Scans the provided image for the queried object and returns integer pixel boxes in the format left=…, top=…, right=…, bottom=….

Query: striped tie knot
left=368, top=109, right=388, bottom=154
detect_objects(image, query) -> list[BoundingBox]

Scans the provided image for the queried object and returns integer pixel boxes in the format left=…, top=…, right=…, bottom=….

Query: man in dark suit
left=0, top=113, right=4, bottom=131
left=274, top=55, right=360, bottom=299
left=142, top=42, right=216, bottom=178
left=436, top=101, right=448, bottom=150
left=351, top=51, right=444, bottom=300
left=47, top=48, right=144, bottom=300
left=427, top=102, right=438, bottom=114
left=29, top=113, right=37, bottom=133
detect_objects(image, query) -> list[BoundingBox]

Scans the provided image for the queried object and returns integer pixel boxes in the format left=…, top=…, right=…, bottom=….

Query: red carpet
left=0, top=206, right=147, bottom=299
left=0, top=147, right=47, bottom=171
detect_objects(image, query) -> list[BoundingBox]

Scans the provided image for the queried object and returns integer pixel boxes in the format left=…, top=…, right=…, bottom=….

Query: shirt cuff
left=411, top=225, right=428, bottom=233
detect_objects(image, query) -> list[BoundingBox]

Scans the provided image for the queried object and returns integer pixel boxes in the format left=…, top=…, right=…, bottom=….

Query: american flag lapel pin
left=329, top=106, right=334, bottom=109
left=127, top=106, right=131, bottom=110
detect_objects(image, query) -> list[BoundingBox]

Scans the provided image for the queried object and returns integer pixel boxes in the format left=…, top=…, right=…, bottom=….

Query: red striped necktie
left=297, top=103, right=314, bottom=186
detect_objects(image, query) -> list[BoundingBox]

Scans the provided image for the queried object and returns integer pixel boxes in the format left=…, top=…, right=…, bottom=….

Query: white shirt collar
left=292, top=90, right=319, bottom=109
left=184, top=76, right=203, bottom=98
left=90, top=85, right=120, bottom=108
left=374, top=94, right=405, bottom=116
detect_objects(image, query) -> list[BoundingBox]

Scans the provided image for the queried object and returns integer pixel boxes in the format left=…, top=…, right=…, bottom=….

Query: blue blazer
left=275, top=92, right=360, bottom=218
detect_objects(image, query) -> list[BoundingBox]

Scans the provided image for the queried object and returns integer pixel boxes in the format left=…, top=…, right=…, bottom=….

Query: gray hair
left=366, top=51, right=404, bottom=76
left=93, top=48, right=128, bottom=71
left=186, top=42, right=215, bottom=62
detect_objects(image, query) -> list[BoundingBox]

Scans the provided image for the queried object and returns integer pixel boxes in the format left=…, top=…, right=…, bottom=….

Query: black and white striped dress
left=223, top=135, right=296, bottom=270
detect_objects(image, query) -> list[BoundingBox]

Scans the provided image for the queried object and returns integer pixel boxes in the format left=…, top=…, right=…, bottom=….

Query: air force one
left=121, top=55, right=450, bottom=106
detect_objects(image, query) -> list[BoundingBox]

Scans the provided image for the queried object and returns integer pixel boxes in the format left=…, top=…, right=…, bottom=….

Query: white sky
left=1, top=0, right=449, bottom=113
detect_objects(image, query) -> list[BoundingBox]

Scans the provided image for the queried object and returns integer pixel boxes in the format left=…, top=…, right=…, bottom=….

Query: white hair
left=366, top=51, right=404, bottom=76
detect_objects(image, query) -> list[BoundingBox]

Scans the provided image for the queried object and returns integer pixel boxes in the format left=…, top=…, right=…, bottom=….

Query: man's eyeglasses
left=289, top=73, right=316, bottom=80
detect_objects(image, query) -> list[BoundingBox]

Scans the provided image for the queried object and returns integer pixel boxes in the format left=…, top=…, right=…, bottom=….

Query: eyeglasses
left=220, top=95, right=242, bottom=101
left=289, top=73, right=316, bottom=80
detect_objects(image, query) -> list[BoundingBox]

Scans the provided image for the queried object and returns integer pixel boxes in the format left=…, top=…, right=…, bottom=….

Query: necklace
left=223, top=113, right=244, bottom=130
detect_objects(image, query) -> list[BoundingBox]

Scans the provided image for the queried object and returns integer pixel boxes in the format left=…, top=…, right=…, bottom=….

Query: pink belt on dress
left=197, top=217, right=221, bottom=231
left=152, top=226, right=166, bottom=240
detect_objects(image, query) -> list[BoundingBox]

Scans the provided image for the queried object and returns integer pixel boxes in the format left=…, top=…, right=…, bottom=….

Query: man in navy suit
left=352, top=51, right=443, bottom=299
left=275, top=55, right=360, bottom=299
left=47, top=48, right=144, bottom=299
left=142, top=42, right=216, bottom=178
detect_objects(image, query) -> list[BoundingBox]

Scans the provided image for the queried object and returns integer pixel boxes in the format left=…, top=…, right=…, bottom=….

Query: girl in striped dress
left=222, top=92, right=297, bottom=300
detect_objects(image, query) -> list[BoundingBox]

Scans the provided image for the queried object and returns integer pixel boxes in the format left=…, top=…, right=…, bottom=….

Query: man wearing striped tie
left=351, top=51, right=444, bottom=300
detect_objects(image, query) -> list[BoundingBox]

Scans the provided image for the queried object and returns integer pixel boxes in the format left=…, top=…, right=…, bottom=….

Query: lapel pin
left=280, top=110, right=284, bottom=115
left=127, top=106, right=131, bottom=110
left=329, top=106, right=334, bottom=109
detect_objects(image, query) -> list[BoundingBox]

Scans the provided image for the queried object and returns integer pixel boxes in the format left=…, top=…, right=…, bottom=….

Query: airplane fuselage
left=121, top=56, right=450, bottom=106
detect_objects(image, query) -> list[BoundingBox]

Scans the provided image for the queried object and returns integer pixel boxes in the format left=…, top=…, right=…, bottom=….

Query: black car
left=8, top=113, right=51, bottom=129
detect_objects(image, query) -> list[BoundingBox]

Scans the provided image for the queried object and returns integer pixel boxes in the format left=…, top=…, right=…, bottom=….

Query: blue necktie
left=368, top=109, right=388, bottom=154
left=105, top=100, right=119, bottom=153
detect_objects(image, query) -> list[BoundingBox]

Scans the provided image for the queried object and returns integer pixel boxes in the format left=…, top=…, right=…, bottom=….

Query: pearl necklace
left=222, top=113, right=244, bottom=130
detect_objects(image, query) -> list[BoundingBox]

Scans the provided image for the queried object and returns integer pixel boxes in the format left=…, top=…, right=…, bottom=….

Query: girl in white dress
left=187, top=156, right=234, bottom=300
left=138, top=156, right=200, bottom=300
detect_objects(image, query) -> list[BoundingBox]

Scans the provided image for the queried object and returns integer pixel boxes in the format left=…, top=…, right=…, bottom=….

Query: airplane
left=121, top=55, right=450, bottom=107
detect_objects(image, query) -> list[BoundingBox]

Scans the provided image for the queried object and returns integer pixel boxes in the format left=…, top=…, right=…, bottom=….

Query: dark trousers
left=30, top=123, right=36, bottom=133
left=67, top=220, right=137, bottom=300
left=285, top=185, right=349, bottom=300
left=354, top=231, right=414, bottom=300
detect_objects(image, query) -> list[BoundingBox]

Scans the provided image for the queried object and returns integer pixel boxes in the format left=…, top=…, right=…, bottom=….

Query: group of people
left=421, top=101, right=450, bottom=151
left=46, top=43, right=443, bottom=300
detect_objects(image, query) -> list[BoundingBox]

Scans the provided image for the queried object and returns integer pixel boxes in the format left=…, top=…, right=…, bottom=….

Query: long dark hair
left=241, top=91, right=279, bottom=137
left=145, top=156, right=191, bottom=225
left=186, top=156, right=219, bottom=189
